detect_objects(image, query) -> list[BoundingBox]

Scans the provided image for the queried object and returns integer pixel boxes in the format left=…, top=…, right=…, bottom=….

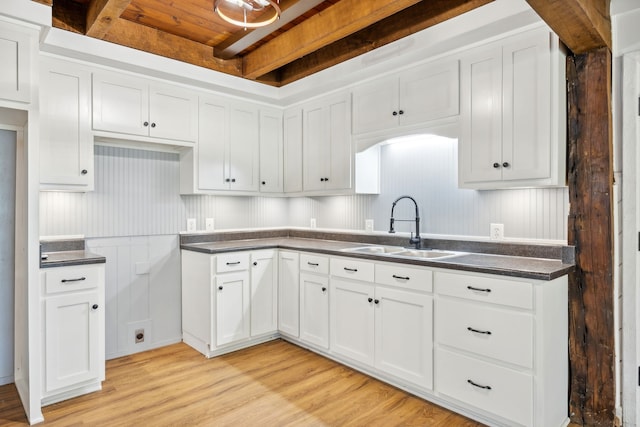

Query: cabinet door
left=299, top=273, right=329, bottom=349
left=501, top=30, right=551, bottom=182
left=330, top=278, right=374, bottom=366
left=40, top=58, right=93, bottom=190
left=149, top=83, right=198, bottom=142
left=458, top=43, right=503, bottom=185
left=198, top=97, right=228, bottom=190
left=399, top=59, right=459, bottom=126
left=0, top=23, right=31, bottom=103
left=92, top=71, right=150, bottom=136
left=278, top=251, right=300, bottom=337
left=215, top=272, right=250, bottom=346
left=325, top=93, right=352, bottom=191
left=45, top=291, right=101, bottom=392
left=375, top=287, right=433, bottom=390
left=259, top=108, right=284, bottom=193
left=228, top=101, right=260, bottom=191
left=302, top=102, right=326, bottom=191
left=283, top=108, right=303, bottom=193
left=352, top=76, right=398, bottom=134
left=250, top=250, right=278, bottom=337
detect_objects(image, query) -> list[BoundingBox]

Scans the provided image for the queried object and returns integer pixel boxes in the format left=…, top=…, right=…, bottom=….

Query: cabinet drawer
left=375, top=262, right=432, bottom=292
left=435, top=271, right=533, bottom=309
left=216, top=252, right=250, bottom=273
left=436, top=347, right=533, bottom=427
left=300, top=253, right=329, bottom=274
left=436, top=298, right=533, bottom=368
left=330, top=257, right=374, bottom=282
left=43, top=265, right=102, bottom=294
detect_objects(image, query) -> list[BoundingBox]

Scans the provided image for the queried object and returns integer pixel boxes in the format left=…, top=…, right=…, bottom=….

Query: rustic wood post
left=567, top=47, right=616, bottom=426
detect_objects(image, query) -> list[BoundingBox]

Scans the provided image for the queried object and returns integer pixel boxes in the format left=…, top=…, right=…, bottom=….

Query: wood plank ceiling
left=35, top=0, right=495, bottom=86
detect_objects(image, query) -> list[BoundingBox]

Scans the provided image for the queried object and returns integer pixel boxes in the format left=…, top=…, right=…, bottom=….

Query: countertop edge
left=180, top=239, right=574, bottom=281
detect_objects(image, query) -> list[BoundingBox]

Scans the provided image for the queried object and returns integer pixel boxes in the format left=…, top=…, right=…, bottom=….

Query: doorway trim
left=622, top=49, right=640, bottom=427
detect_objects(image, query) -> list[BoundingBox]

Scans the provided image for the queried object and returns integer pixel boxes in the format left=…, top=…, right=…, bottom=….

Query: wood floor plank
left=0, top=340, right=486, bottom=426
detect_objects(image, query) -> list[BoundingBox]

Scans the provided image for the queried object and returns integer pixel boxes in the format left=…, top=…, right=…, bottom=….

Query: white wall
left=612, top=0, right=640, bottom=424
left=0, top=129, right=16, bottom=385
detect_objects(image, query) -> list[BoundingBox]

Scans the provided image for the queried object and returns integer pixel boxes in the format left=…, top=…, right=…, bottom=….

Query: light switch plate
left=187, top=218, right=197, bottom=232
left=310, top=218, right=317, bottom=228
left=205, top=218, right=215, bottom=231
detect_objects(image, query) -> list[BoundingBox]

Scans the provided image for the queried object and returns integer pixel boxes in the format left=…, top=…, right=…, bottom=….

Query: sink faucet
left=388, top=195, right=421, bottom=249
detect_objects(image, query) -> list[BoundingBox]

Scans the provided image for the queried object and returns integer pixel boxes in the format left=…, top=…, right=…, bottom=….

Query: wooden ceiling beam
left=525, top=0, right=611, bottom=54
left=52, top=0, right=87, bottom=34
left=86, top=0, right=132, bottom=38
left=102, top=18, right=243, bottom=77
left=242, top=0, right=422, bottom=80
left=273, top=0, right=493, bottom=86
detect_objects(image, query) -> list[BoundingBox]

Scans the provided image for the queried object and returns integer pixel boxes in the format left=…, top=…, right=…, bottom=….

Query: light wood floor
left=0, top=340, right=486, bottom=426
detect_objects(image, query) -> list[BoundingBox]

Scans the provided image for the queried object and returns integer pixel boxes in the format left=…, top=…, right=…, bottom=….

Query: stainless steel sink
left=342, top=246, right=465, bottom=260
left=393, top=249, right=463, bottom=259
left=343, top=245, right=406, bottom=255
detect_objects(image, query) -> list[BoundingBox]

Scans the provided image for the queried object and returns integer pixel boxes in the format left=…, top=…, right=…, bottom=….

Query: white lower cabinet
left=330, top=260, right=433, bottom=390
left=40, top=264, right=105, bottom=405
left=181, top=247, right=568, bottom=426
left=299, top=253, right=330, bottom=349
left=278, top=251, right=300, bottom=338
left=434, top=270, right=568, bottom=427
left=299, top=272, right=329, bottom=349
left=250, top=250, right=278, bottom=337
left=181, top=249, right=278, bottom=358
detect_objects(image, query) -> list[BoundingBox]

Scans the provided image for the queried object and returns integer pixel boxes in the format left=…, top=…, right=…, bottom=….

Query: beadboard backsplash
left=40, top=140, right=569, bottom=242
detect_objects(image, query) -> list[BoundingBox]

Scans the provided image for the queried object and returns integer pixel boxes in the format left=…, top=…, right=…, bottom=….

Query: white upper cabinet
left=259, top=108, right=284, bottom=193
left=283, top=107, right=303, bottom=193
left=302, top=91, right=352, bottom=193
left=92, top=70, right=197, bottom=143
left=40, top=57, right=93, bottom=191
left=352, top=59, right=459, bottom=135
left=197, top=95, right=260, bottom=192
left=0, top=20, right=34, bottom=104
left=459, top=27, right=566, bottom=189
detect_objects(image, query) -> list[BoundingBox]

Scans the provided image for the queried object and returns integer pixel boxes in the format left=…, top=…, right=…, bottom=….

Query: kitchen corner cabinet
left=458, top=27, right=566, bottom=189
left=197, top=95, right=260, bottom=192
left=352, top=59, right=459, bottom=135
left=278, top=251, right=300, bottom=337
left=92, top=70, right=197, bottom=143
left=40, top=264, right=105, bottom=405
left=181, top=249, right=278, bottom=358
left=259, top=108, right=284, bottom=193
left=283, top=108, right=303, bottom=193
left=302, top=91, right=352, bottom=193
left=40, top=57, right=94, bottom=191
left=0, top=20, right=34, bottom=104
left=299, top=254, right=330, bottom=349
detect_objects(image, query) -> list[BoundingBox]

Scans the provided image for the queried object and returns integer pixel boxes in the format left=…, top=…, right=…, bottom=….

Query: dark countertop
left=181, top=237, right=574, bottom=281
left=40, top=250, right=106, bottom=268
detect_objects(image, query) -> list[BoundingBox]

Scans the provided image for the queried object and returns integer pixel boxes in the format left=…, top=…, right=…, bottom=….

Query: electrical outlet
left=310, top=218, right=317, bottom=228
left=490, top=223, right=504, bottom=241
left=135, top=329, right=145, bottom=344
left=365, top=219, right=374, bottom=232
left=187, top=218, right=196, bottom=232
left=205, top=218, right=215, bottom=231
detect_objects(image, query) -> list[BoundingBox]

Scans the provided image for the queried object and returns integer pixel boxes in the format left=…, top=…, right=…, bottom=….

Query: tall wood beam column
left=567, top=47, right=615, bottom=426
